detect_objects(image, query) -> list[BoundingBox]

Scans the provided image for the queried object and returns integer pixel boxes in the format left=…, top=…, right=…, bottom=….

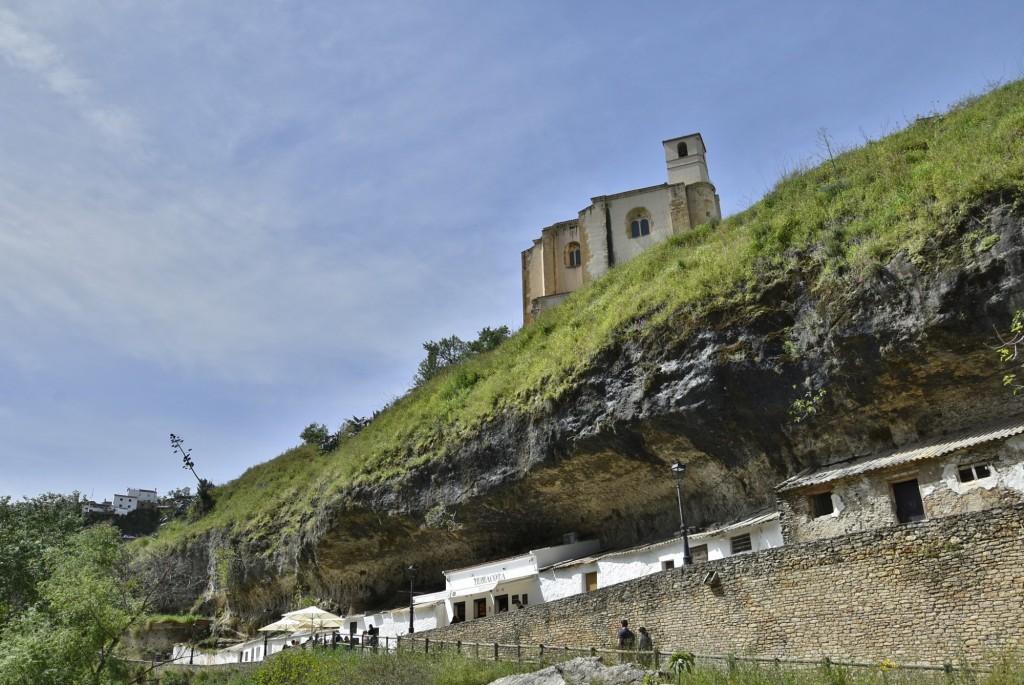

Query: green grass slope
left=146, top=80, right=1024, bottom=551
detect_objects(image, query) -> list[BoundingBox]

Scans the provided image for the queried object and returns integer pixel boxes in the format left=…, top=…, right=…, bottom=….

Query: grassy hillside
left=145, top=80, right=1024, bottom=551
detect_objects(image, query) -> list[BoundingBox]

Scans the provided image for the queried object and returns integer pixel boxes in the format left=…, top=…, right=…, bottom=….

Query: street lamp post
left=671, top=461, right=693, bottom=566
left=262, top=609, right=270, bottom=660
left=407, top=564, right=419, bottom=634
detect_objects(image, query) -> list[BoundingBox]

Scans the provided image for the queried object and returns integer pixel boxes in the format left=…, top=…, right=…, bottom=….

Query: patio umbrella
left=282, top=606, right=344, bottom=639
left=257, top=617, right=301, bottom=632
left=282, top=606, right=342, bottom=623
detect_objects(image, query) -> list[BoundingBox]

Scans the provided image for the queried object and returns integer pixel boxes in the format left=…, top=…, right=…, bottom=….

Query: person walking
left=616, top=619, right=635, bottom=663
left=637, top=626, right=653, bottom=667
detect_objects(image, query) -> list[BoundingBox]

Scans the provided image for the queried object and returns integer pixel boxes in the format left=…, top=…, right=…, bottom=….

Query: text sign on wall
left=472, top=572, right=505, bottom=586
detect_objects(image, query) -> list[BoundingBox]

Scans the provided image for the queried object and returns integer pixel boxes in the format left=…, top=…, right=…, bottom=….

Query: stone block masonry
left=421, top=504, right=1024, bottom=664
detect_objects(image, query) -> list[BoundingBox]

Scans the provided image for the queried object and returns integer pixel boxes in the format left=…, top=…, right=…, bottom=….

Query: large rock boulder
left=488, top=657, right=653, bottom=685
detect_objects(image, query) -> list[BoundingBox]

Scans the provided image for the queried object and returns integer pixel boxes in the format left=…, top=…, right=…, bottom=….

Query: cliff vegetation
left=137, top=80, right=1024, bottom=621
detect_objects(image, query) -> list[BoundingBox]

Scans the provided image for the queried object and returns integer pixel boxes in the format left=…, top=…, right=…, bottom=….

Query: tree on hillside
left=412, top=325, right=511, bottom=387
left=300, top=416, right=373, bottom=454
left=300, top=422, right=333, bottom=451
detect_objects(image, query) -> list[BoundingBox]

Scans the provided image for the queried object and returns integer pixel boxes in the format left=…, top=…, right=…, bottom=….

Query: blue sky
left=2, top=1, right=1023, bottom=501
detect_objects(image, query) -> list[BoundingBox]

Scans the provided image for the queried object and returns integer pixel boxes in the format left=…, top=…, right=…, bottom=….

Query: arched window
left=565, top=242, right=582, bottom=268
left=677, top=141, right=688, bottom=157
left=627, top=208, right=652, bottom=238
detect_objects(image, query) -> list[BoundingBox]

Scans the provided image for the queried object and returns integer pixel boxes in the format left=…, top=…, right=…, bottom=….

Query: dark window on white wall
left=958, top=464, right=993, bottom=482
left=677, top=142, right=688, bottom=157
left=730, top=533, right=753, bottom=554
left=630, top=218, right=650, bottom=238
left=661, top=559, right=675, bottom=570
left=810, top=492, right=834, bottom=518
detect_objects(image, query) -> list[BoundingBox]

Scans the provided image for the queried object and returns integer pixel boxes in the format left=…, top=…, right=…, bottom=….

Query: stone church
left=521, top=133, right=721, bottom=324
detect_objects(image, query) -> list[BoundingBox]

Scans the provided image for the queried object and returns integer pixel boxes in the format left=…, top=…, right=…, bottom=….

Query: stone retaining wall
left=421, top=505, right=1024, bottom=664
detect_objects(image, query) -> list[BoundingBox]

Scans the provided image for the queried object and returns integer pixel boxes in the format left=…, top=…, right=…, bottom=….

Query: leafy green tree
left=412, top=325, right=511, bottom=387
left=413, top=335, right=470, bottom=386
left=0, top=524, right=152, bottom=685
left=0, top=493, right=83, bottom=629
left=300, top=422, right=334, bottom=452
left=160, top=487, right=194, bottom=521
left=301, top=417, right=372, bottom=454
left=467, top=325, right=511, bottom=354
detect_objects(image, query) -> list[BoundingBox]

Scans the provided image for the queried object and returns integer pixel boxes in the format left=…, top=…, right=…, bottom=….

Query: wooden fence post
left=424, top=638, right=430, bottom=654
left=494, top=643, right=499, bottom=661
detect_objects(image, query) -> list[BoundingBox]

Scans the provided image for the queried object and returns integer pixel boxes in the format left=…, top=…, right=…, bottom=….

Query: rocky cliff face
left=147, top=203, right=1024, bottom=625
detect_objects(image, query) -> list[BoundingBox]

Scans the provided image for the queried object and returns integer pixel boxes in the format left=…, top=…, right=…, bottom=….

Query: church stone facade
left=521, top=133, right=721, bottom=324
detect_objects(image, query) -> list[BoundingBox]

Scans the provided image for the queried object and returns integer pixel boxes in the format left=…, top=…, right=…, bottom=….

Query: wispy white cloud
left=0, top=7, right=140, bottom=142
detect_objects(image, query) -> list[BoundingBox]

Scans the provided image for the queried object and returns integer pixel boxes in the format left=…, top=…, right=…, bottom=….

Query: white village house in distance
left=521, top=133, right=722, bottom=324
left=81, top=487, right=158, bottom=516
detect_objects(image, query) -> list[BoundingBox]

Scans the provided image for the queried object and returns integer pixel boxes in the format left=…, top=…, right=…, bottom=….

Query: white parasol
left=257, top=617, right=302, bottom=632
left=281, top=606, right=345, bottom=636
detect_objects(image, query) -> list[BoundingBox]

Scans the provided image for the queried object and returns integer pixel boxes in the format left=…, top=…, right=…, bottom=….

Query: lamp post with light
left=407, top=564, right=419, bottom=634
left=671, top=461, right=693, bottom=566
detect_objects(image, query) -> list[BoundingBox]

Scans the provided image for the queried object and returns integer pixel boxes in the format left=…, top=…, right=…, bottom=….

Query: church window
left=677, top=141, right=688, bottom=157
left=565, top=242, right=582, bottom=268
left=627, top=208, right=652, bottom=238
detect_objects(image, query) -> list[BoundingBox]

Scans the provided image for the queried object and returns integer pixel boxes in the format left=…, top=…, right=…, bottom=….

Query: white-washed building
left=539, top=511, right=782, bottom=599
left=442, top=538, right=601, bottom=623
left=112, top=493, right=138, bottom=516
left=128, top=487, right=158, bottom=508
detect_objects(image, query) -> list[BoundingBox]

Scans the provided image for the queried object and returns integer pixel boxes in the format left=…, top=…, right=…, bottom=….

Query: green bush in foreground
left=656, top=655, right=1024, bottom=685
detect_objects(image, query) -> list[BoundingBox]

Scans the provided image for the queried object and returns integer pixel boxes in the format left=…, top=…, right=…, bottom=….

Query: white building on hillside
left=106, top=487, right=160, bottom=516
left=112, top=493, right=138, bottom=516
left=128, top=487, right=158, bottom=506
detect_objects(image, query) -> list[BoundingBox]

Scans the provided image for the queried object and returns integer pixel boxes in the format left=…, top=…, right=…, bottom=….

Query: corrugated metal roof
left=689, top=510, right=780, bottom=541
left=776, top=416, right=1024, bottom=493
